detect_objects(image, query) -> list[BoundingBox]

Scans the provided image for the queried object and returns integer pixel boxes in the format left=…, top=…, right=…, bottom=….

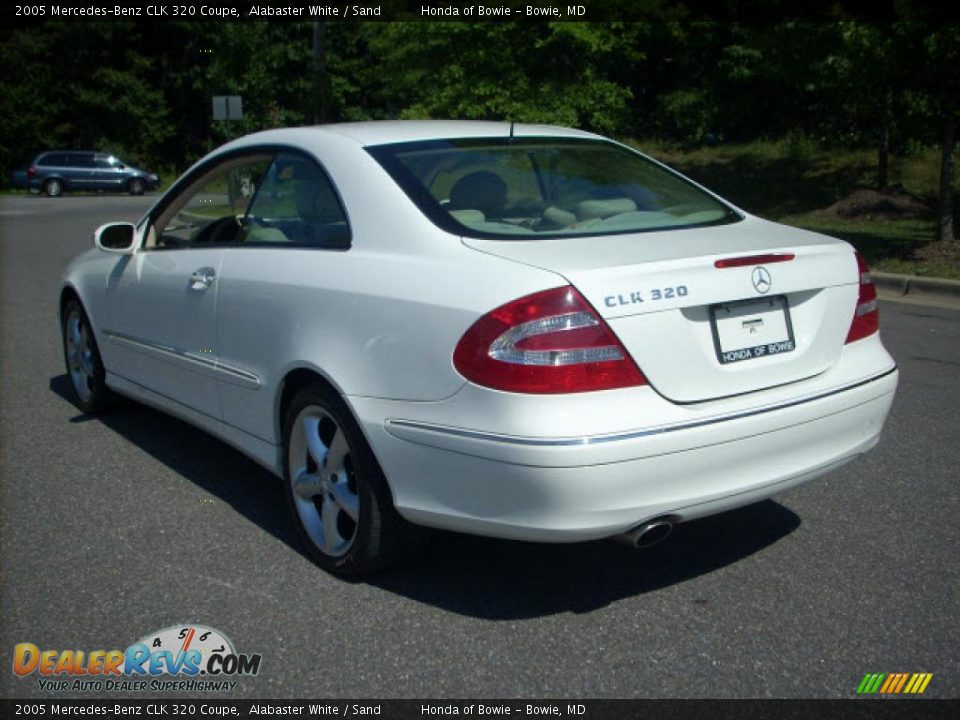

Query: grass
left=774, top=214, right=960, bottom=279
left=635, top=138, right=958, bottom=279
left=775, top=215, right=934, bottom=261
left=868, top=258, right=960, bottom=281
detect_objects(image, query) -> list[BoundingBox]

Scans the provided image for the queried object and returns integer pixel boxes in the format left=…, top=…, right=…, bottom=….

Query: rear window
left=367, top=138, right=739, bottom=240
left=37, top=153, right=66, bottom=167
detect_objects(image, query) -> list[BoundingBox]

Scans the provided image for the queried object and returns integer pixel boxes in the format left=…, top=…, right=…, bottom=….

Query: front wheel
left=283, top=383, right=407, bottom=575
left=62, top=299, right=112, bottom=413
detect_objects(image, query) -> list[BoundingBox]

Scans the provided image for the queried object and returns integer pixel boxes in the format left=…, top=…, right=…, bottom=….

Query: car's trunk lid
left=463, top=216, right=860, bottom=403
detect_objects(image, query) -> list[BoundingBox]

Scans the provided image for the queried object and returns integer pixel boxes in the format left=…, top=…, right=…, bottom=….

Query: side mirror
left=94, top=222, right=137, bottom=254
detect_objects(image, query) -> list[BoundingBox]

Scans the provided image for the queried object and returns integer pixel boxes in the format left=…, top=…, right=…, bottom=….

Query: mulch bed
left=821, top=185, right=932, bottom=221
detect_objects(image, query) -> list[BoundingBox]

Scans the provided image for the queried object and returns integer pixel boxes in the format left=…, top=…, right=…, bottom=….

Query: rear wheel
left=44, top=178, right=63, bottom=197
left=127, top=177, right=145, bottom=196
left=283, top=383, right=408, bottom=575
left=62, top=299, right=112, bottom=413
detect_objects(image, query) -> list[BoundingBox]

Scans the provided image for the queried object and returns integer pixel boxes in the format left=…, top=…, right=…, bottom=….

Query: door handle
left=190, top=267, right=216, bottom=289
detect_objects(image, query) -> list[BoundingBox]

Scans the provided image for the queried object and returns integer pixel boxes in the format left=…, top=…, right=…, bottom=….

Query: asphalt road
left=1, top=194, right=957, bottom=700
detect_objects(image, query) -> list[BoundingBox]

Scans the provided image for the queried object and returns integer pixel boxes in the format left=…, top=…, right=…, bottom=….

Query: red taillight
left=845, top=252, right=879, bottom=344
left=27, top=167, right=36, bottom=178
left=453, top=286, right=646, bottom=394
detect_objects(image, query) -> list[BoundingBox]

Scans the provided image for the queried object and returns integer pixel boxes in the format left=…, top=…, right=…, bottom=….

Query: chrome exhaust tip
left=617, top=518, right=674, bottom=549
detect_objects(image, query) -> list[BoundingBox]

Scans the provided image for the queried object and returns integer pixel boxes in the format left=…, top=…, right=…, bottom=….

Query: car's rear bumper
left=350, top=338, right=898, bottom=542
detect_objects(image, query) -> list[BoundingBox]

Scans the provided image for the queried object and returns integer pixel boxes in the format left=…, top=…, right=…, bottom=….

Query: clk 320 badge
left=604, top=285, right=689, bottom=308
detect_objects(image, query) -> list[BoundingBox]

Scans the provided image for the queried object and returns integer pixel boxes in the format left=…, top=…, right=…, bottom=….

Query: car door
left=215, top=150, right=353, bottom=442
left=95, top=154, right=125, bottom=190
left=104, top=153, right=273, bottom=419
left=67, top=153, right=99, bottom=188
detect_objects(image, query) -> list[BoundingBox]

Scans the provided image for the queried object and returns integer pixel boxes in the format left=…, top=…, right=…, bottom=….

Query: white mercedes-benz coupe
left=60, top=121, right=898, bottom=575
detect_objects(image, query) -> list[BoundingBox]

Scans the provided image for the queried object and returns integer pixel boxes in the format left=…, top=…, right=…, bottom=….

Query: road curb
left=872, top=271, right=960, bottom=303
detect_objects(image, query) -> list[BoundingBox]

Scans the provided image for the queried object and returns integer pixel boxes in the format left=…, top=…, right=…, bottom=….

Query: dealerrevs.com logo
left=12, top=625, right=262, bottom=693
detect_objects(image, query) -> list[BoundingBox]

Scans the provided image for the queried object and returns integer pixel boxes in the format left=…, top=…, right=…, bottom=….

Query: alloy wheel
left=65, top=309, right=95, bottom=404
left=287, top=405, right=361, bottom=557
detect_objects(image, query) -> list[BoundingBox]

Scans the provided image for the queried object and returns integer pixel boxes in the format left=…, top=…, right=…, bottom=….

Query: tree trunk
left=878, top=122, right=889, bottom=190
left=878, top=92, right=890, bottom=190
left=938, top=116, right=956, bottom=243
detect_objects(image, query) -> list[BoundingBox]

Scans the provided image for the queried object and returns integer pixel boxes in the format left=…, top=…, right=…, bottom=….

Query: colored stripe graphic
left=893, top=673, right=909, bottom=693
left=857, top=672, right=932, bottom=694
left=857, top=673, right=885, bottom=694
left=879, top=674, right=897, bottom=693
left=904, top=673, right=933, bottom=694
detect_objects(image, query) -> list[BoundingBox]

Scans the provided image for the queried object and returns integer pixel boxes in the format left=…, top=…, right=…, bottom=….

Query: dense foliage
left=0, top=21, right=956, bottom=237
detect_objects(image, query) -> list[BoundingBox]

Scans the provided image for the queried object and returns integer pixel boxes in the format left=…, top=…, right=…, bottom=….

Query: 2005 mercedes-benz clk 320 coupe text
left=60, top=121, right=898, bottom=575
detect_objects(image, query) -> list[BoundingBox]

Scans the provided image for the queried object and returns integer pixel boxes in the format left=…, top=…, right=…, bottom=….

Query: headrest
left=449, top=171, right=508, bottom=218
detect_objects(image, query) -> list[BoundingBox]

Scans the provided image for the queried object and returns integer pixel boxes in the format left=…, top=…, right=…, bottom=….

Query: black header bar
left=6, top=0, right=960, bottom=23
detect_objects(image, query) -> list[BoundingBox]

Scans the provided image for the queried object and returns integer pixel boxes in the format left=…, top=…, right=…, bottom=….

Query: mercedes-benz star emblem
left=751, top=266, right=772, bottom=294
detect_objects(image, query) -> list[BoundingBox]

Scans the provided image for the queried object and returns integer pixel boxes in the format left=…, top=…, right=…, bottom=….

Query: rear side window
left=242, top=151, right=350, bottom=249
left=70, top=154, right=97, bottom=168
left=368, top=138, right=739, bottom=240
left=37, top=154, right=66, bottom=167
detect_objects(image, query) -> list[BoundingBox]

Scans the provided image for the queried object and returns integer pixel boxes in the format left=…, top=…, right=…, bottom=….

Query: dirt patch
left=914, top=238, right=960, bottom=265
left=822, top=186, right=932, bottom=220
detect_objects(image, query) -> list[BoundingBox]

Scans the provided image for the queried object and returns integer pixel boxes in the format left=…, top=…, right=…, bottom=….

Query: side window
left=72, top=154, right=97, bottom=168
left=151, top=155, right=272, bottom=249
left=38, top=154, right=64, bottom=167
left=242, top=152, right=350, bottom=249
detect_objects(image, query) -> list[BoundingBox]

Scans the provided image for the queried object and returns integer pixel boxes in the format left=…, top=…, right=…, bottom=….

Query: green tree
left=0, top=23, right=172, bottom=175
left=366, top=23, right=631, bottom=134
left=920, top=25, right=960, bottom=243
left=825, top=24, right=912, bottom=189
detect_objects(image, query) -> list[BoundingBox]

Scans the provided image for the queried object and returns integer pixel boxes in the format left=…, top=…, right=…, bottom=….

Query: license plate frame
left=709, top=295, right=796, bottom=365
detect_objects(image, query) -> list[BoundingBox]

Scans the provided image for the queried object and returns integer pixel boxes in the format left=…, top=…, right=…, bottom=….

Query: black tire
left=44, top=178, right=63, bottom=197
left=61, top=299, right=113, bottom=413
left=282, top=382, right=408, bottom=576
left=127, top=177, right=145, bottom=196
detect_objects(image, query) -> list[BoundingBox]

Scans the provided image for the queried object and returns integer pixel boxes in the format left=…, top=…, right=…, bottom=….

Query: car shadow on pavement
left=50, top=374, right=801, bottom=620
left=373, top=501, right=800, bottom=618
left=49, top=374, right=298, bottom=548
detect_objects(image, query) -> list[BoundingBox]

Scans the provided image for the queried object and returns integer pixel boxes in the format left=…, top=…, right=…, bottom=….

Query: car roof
left=226, top=120, right=603, bottom=150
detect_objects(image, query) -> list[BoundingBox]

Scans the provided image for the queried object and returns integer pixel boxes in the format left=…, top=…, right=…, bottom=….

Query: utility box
left=212, top=96, right=243, bottom=121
